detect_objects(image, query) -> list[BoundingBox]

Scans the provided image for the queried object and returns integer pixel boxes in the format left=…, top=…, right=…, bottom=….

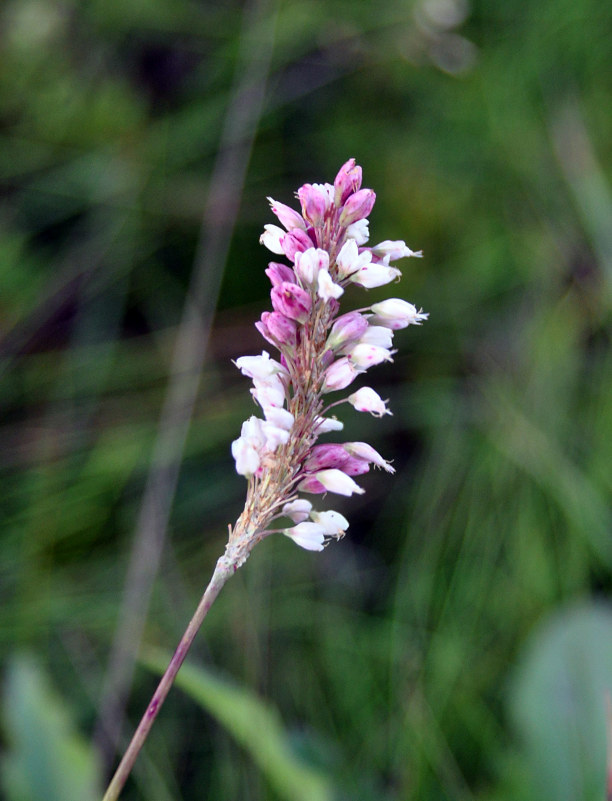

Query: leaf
left=1, top=653, right=102, bottom=801
left=509, top=602, right=612, bottom=801
left=141, top=648, right=334, bottom=801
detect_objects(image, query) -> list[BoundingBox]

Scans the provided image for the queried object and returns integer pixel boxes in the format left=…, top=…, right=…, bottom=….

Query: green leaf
left=509, top=602, right=612, bottom=801
left=1, top=653, right=102, bottom=801
left=141, top=648, right=334, bottom=801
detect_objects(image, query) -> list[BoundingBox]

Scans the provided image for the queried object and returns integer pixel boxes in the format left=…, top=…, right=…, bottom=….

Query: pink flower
left=256, top=311, right=297, bottom=348
left=339, top=188, right=376, bottom=227
left=267, top=197, right=306, bottom=231
left=265, top=262, right=296, bottom=286
left=232, top=160, right=426, bottom=554
left=334, top=158, right=362, bottom=205
left=326, top=311, right=370, bottom=352
left=270, top=282, right=312, bottom=323
left=322, top=357, right=361, bottom=392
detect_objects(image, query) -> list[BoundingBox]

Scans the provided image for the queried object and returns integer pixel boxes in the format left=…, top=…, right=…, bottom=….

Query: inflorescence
left=230, top=159, right=428, bottom=553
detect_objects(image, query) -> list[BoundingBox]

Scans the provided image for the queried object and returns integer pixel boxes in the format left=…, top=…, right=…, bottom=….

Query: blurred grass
left=1, top=0, right=611, bottom=799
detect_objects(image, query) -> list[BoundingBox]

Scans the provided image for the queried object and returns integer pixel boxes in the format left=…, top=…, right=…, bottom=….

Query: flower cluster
left=231, top=159, right=427, bottom=552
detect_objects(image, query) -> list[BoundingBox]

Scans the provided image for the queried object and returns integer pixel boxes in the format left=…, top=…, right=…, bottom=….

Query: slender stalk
left=101, top=555, right=235, bottom=801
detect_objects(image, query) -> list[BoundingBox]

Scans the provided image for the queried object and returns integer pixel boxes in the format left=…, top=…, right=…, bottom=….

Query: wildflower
left=229, top=158, right=427, bottom=551
left=348, top=387, right=392, bottom=417
left=101, top=161, right=429, bottom=800
left=369, top=298, right=429, bottom=329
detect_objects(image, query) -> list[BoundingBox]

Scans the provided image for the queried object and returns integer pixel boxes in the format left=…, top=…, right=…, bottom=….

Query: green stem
left=101, top=555, right=235, bottom=801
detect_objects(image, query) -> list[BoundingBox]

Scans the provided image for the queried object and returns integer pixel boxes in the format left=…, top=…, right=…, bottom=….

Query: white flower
left=336, top=239, right=372, bottom=280
left=355, top=325, right=394, bottom=350
left=294, top=248, right=329, bottom=286
left=344, top=441, right=395, bottom=473
left=348, top=343, right=394, bottom=369
left=282, top=499, right=313, bottom=523
left=349, top=262, right=402, bottom=289
left=259, top=224, right=286, bottom=254
left=231, top=416, right=266, bottom=476
left=347, top=387, right=392, bottom=417
left=317, top=268, right=344, bottom=301
left=346, top=218, right=369, bottom=245
left=369, top=298, right=429, bottom=329
left=314, top=415, right=344, bottom=433
left=314, top=469, right=365, bottom=496
left=371, top=240, right=422, bottom=260
left=322, top=357, right=362, bottom=392
left=261, top=421, right=291, bottom=450
left=263, top=406, right=294, bottom=430
left=310, top=509, right=349, bottom=536
left=283, top=521, right=327, bottom=551
left=251, top=373, right=287, bottom=409
left=235, top=351, right=287, bottom=381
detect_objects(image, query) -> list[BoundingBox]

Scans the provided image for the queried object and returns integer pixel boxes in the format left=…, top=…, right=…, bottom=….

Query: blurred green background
left=1, top=0, right=611, bottom=799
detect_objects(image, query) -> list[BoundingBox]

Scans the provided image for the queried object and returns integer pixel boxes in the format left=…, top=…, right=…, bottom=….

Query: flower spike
left=231, top=160, right=427, bottom=550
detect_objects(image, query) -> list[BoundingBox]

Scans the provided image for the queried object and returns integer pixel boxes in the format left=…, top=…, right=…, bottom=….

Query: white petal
left=282, top=499, right=313, bottom=523
left=259, top=224, right=286, bottom=254
left=347, top=387, right=392, bottom=417
left=349, top=263, right=401, bottom=288
left=310, top=509, right=349, bottom=536
left=283, top=522, right=327, bottom=551
left=315, top=469, right=365, bottom=496
left=317, top=268, right=344, bottom=301
left=314, top=416, right=344, bottom=433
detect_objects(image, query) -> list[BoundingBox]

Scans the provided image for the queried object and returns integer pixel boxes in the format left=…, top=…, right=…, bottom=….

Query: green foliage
left=508, top=602, right=612, bottom=801
left=1, top=654, right=102, bottom=801
left=1, top=0, right=611, bottom=798
left=142, top=648, right=334, bottom=801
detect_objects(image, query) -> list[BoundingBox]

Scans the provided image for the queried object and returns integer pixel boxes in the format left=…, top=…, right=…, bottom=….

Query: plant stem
left=101, top=555, right=235, bottom=801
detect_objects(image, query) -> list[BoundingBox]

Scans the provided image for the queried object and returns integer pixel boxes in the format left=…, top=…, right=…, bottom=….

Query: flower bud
left=283, top=521, right=327, bottom=551
left=310, top=510, right=349, bottom=536
left=271, top=282, right=312, bottom=323
left=255, top=311, right=297, bottom=348
left=334, top=158, right=362, bottom=205
left=267, top=197, right=306, bottom=231
left=283, top=520, right=326, bottom=551
left=344, top=441, right=395, bottom=473
left=265, top=262, right=296, bottom=286
left=347, top=387, right=392, bottom=417
left=313, top=469, right=365, bottom=496
left=326, top=311, right=369, bottom=352
left=294, top=248, right=329, bottom=286
left=282, top=499, right=313, bottom=523
left=348, top=343, right=394, bottom=369
left=369, top=298, right=429, bottom=329
left=349, top=262, right=402, bottom=289
left=297, top=183, right=331, bottom=227
left=259, top=224, right=286, bottom=254
left=371, top=240, right=422, bottom=261
left=322, top=357, right=361, bottom=392
left=339, top=189, right=376, bottom=227
left=281, top=229, right=315, bottom=262
left=317, top=269, right=343, bottom=301
left=355, top=325, right=394, bottom=350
